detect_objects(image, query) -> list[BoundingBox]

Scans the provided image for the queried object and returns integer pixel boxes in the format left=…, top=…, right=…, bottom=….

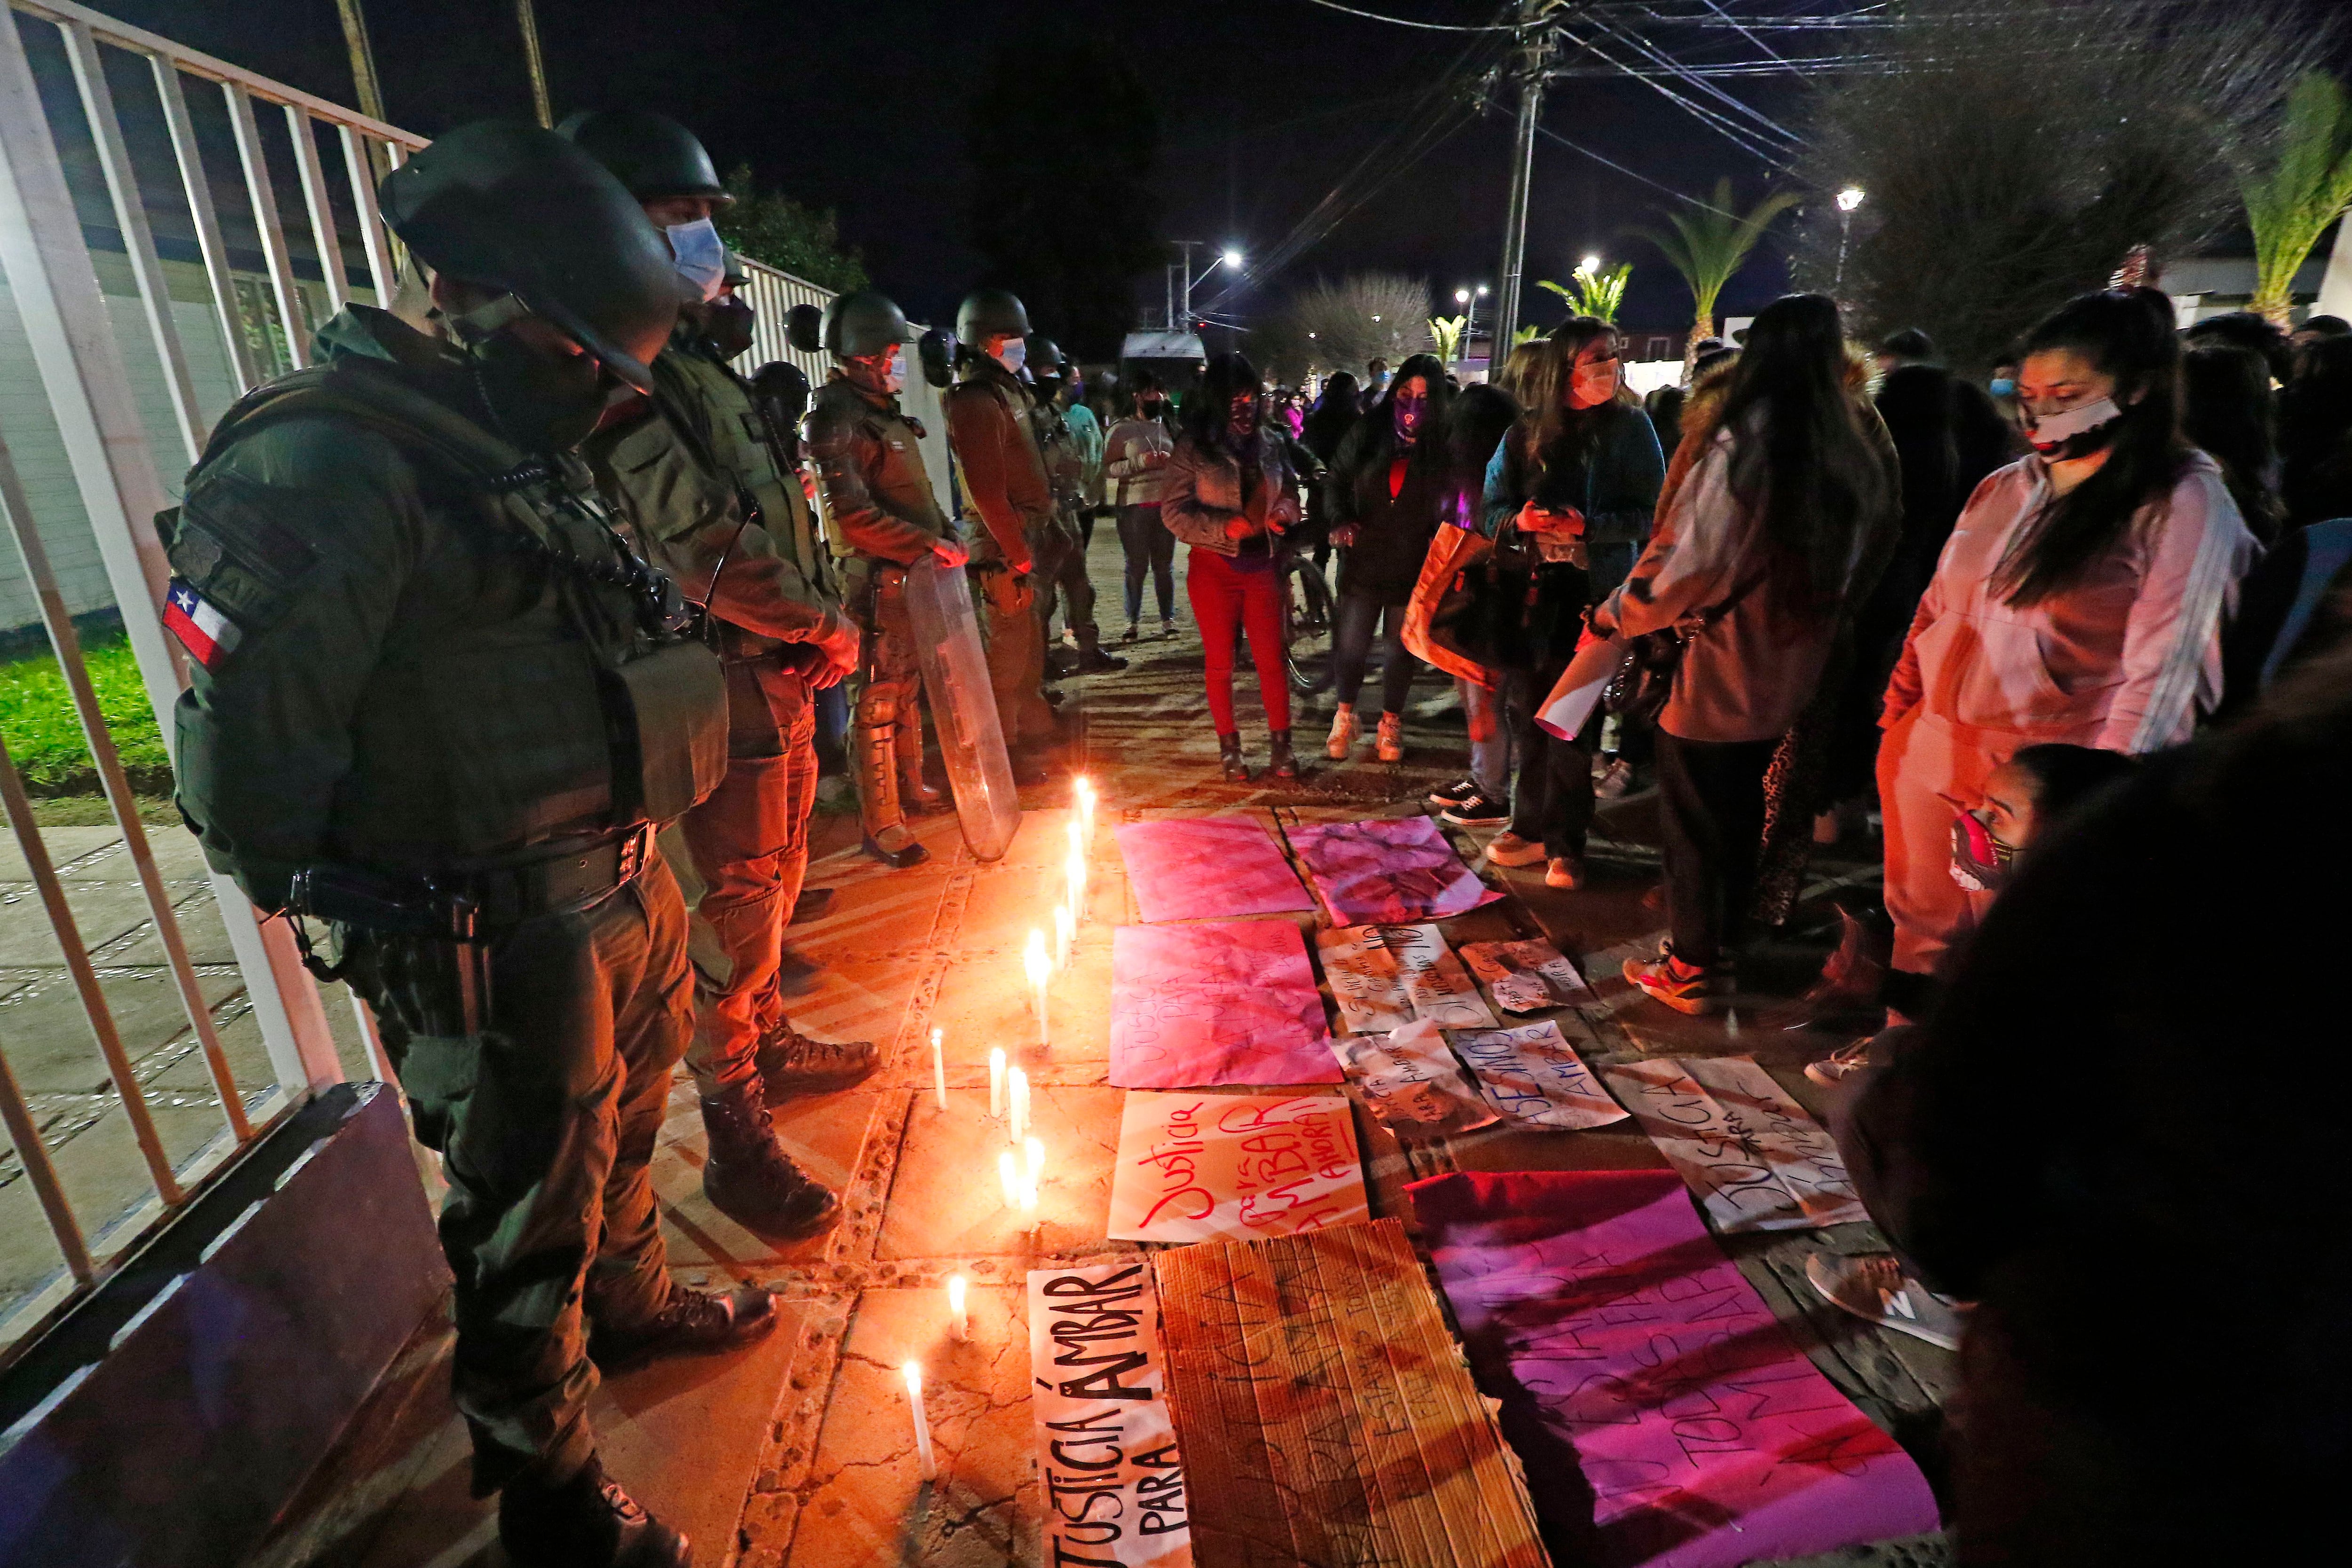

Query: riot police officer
left=561, top=109, right=874, bottom=1241
left=168, top=123, right=734, bottom=1568
left=945, top=288, right=1056, bottom=771
left=800, top=290, right=968, bottom=868
left=1025, top=333, right=1122, bottom=677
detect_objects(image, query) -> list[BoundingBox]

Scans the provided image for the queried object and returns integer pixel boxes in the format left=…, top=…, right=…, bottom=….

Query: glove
left=809, top=616, right=861, bottom=689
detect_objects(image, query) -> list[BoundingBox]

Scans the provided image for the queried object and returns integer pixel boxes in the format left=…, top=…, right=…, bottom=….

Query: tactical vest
left=808, top=379, right=952, bottom=555
left=660, top=347, right=834, bottom=597
left=161, top=359, right=726, bottom=867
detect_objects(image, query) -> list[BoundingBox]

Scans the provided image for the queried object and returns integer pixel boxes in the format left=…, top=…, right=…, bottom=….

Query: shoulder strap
left=199, top=358, right=527, bottom=490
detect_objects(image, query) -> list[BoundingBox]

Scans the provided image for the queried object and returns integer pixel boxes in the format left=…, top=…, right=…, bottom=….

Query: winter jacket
left=944, top=358, right=1048, bottom=573
left=1327, top=417, right=1449, bottom=605
left=1064, top=401, right=1104, bottom=501
left=1104, top=415, right=1175, bottom=507
left=1883, top=449, right=2259, bottom=754
left=1161, top=427, right=1304, bottom=559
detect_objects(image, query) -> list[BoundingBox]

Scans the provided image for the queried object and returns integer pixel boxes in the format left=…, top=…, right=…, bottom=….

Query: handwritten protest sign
left=1027, top=1261, right=1194, bottom=1568
left=1316, top=923, right=1497, bottom=1035
left=1451, top=1019, right=1627, bottom=1130
left=1111, top=922, right=1340, bottom=1089
left=1287, top=816, right=1502, bottom=924
left=1459, top=939, right=1593, bottom=1014
left=1332, top=1019, right=1498, bottom=1138
left=1602, top=1055, right=1867, bottom=1233
left=1116, top=817, right=1314, bottom=924
left=1412, top=1169, right=1939, bottom=1568
left=1107, top=1091, right=1368, bottom=1244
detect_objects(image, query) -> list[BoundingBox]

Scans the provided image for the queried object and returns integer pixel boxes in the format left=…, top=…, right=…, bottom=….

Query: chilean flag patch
left=163, top=578, right=242, bottom=669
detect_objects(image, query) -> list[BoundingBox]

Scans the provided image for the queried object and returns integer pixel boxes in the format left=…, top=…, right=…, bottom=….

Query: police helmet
left=956, top=287, right=1030, bottom=346
left=555, top=109, right=731, bottom=206
left=822, top=291, right=912, bottom=359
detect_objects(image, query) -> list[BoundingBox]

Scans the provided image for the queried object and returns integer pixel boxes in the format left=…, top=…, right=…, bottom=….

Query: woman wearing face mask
left=1162, top=352, right=1306, bottom=780
left=1104, top=373, right=1179, bottom=641
left=1324, top=352, right=1454, bottom=761
left=1875, top=287, right=2259, bottom=1019
left=1591, top=294, right=1896, bottom=1014
left=1476, top=318, right=1666, bottom=884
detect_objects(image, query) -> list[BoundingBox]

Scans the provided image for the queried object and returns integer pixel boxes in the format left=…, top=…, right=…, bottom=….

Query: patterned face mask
left=1948, top=808, right=2019, bottom=893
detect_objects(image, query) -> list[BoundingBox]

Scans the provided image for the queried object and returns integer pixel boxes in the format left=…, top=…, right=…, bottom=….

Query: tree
left=966, top=32, right=1162, bottom=362
left=1249, top=274, right=1435, bottom=383
left=1794, top=0, right=2319, bottom=371
left=1630, top=178, right=1796, bottom=347
left=1429, top=313, right=1468, bottom=363
left=714, top=165, right=868, bottom=294
left=1536, top=261, right=1633, bottom=323
left=2241, top=72, right=2352, bottom=326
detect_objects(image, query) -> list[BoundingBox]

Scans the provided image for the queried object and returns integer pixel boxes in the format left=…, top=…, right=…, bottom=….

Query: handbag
left=1600, top=558, right=1772, bottom=725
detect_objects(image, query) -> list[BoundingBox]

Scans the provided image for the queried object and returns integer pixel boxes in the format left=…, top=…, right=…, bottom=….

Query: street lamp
left=1835, top=186, right=1865, bottom=292
left=1579, top=253, right=1602, bottom=275
left=1454, top=284, right=1488, bottom=372
left=1221, top=247, right=1244, bottom=270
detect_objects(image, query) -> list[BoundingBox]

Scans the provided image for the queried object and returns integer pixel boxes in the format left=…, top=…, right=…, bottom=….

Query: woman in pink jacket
left=1878, top=287, right=2259, bottom=1009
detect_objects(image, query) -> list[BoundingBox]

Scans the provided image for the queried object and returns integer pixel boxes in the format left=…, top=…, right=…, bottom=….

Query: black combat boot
left=590, top=1281, right=779, bottom=1369
left=789, top=886, right=834, bottom=924
left=699, top=1082, right=842, bottom=1240
left=756, top=1022, right=881, bottom=1099
left=1267, top=729, right=1298, bottom=780
left=499, top=1454, right=688, bottom=1568
left=1218, top=732, right=1249, bottom=782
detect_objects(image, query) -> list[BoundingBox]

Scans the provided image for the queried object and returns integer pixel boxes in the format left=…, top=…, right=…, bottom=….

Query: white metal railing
left=0, top=0, right=418, bottom=1352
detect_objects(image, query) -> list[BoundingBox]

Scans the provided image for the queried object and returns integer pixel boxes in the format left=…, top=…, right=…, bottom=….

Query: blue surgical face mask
left=1989, top=376, right=2017, bottom=399
left=665, top=218, right=726, bottom=303
left=992, top=337, right=1027, bottom=374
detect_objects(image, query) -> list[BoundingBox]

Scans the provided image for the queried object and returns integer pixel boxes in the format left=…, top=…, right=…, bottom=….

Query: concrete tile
left=0, top=969, right=251, bottom=1094
left=791, top=865, right=956, bottom=959
left=788, top=1285, right=1038, bottom=1568
left=784, top=956, right=932, bottom=1075
left=925, top=944, right=1109, bottom=1086
left=877, top=1085, right=1120, bottom=1261
left=0, top=827, right=124, bottom=881
left=105, top=884, right=245, bottom=967
left=652, top=1085, right=884, bottom=1274
left=0, top=880, right=154, bottom=967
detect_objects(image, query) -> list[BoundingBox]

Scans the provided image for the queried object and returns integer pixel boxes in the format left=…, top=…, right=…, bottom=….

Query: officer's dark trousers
left=976, top=564, right=1051, bottom=747
left=364, top=858, right=693, bottom=1495
left=681, top=659, right=817, bottom=1089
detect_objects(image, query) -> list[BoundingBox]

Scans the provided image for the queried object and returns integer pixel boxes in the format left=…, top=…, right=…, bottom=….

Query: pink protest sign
left=1110, top=922, right=1341, bottom=1089
left=1116, top=817, right=1315, bottom=924
left=1286, top=816, right=1502, bottom=925
left=1410, top=1169, right=1940, bottom=1568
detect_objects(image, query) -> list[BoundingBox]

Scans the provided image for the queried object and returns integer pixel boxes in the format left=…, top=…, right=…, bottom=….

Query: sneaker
left=1120, top=623, right=1140, bottom=644
left=1804, top=1252, right=1965, bottom=1352
left=1544, top=854, right=1586, bottom=889
left=1427, top=778, right=1478, bottom=808
left=1326, top=708, right=1359, bottom=759
left=1594, top=757, right=1637, bottom=799
left=1622, top=942, right=1728, bottom=1015
left=1156, top=617, right=1177, bottom=640
left=1375, top=712, right=1405, bottom=762
left=1804, top=1034, right=1879, bottom=1087
left=1440, top=792, right=1510, bottom=828
left=1484, top=830, right=1546, bottom=868
left=590, top=1282, right=779, bottom=1369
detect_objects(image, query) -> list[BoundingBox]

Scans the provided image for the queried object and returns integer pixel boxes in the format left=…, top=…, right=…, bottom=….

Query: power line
left=1514, top=109, right=1744, bottom=215
left=1296, top=0, right=1524, bottom=32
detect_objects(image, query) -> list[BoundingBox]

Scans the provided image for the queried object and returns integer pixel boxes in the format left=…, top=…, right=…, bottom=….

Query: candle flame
left=1024, top=929, right=1050, bottom=987
left=947, top=1274, right=967, bottom=1312
left=903, top=1361, right=922, bottom=1394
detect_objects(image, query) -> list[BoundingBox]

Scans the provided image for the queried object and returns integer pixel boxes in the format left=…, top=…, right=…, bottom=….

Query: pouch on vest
left=605, top=638, right=727, bottom=824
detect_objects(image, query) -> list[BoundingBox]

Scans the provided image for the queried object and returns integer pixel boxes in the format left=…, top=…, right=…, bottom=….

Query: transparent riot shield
left=902, top=555, right=1022, bottom=861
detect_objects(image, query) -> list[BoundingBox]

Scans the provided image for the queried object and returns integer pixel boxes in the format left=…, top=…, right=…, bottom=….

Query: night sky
left=102, top=0, right=1801, bottom=337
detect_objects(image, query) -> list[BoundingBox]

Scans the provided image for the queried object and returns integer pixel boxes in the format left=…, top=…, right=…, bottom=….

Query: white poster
left=1331, top=1019, right=1498, bottom=1138
left=1316, top=924, right=1497, bottom=1035
left=1027, top=1261, right=1193, bottom=1568
left=1458, top=939, right=1593, bottom=1014
left=1451, top=1019, right=1628, bottom=1130
left=1602, top=1055, right=1868, bottom=1233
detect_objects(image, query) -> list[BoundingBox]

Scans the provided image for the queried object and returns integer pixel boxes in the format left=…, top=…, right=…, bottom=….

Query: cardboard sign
left=1412, top=1170, right=1940, bottom=1568
left=1027, top=1261, right=1194, bottom=1568
left=1110, top=922, right=1341, bottom=1090
left=1316, top=923, right=1498, bottom=1035
left=1107, top=1091, right=1368, bottom=1244
left=1152, top=1218, right=1549, bottom=1568
left=1116, top=817, right=1314, bottom=924
left=1602, top=1055, right=1867, bottom=1233
left=1451, top=1019, right=1628, bottom=1130
left=1287, top=816, right=1502, bottom=924
left=1459, top=938, right=1593, bottom=1014
left=1332, top=1019, right=1499, bottom=1138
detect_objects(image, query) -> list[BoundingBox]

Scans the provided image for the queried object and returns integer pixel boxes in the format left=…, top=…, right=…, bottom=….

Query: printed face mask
left=665, top=218, right=726, bottom=303
left=1948, top=808, right=2018, bottom=894
left=991, top=337, right=1027, bottom=374
left=2025, top=394, right=2122, bottom=458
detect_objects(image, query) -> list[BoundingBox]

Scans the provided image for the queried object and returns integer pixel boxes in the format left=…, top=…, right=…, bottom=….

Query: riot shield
left=902, top=555, right=1022, bottom=861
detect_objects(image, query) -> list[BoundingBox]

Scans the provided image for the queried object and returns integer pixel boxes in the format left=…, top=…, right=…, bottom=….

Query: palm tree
left=1428, top=313, right=1468, bottom=364
left=1632, top=177, right=1800, bottom=350
left=2241, top=72, right=2352, bottom=327
left=1535, top=261, right=1633, bottom=323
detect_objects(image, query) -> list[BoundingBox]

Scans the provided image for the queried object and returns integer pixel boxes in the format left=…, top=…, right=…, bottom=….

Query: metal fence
left=0, top=1, right=856, bottom=1363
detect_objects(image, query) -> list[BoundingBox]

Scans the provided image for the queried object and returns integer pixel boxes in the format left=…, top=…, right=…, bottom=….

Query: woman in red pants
left=1162, top=352, right=1306, bottom=781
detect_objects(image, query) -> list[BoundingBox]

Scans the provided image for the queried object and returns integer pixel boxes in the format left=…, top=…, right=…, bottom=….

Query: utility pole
left=332, top=0, right=386, bottom=123
left=1172, top=240, right=1202, bottom=326
left=1492, top=2, right=1556, bottom=360
left=515, top=0, right=554, bottom=129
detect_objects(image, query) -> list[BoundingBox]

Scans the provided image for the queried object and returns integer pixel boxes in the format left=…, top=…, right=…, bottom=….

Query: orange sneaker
left=1622, top=943, right=1729, bottom=1015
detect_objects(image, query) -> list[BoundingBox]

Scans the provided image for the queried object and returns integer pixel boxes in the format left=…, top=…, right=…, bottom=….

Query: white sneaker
left=1804, top=1035, right=1877, bottom=1087
left=1804, top=1252, right=1964, bottom=1352
left=1484, top=831, right=1546, bottom=868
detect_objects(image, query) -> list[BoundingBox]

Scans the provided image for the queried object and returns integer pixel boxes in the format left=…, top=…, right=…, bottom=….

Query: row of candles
left=898, top=783, right=1099, bottom=1482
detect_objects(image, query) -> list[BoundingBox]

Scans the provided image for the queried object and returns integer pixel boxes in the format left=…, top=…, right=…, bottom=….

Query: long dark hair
left=1444, top=382, right=1519, bottom=528
left=2280, top=332, right=2352, bottom=526
left=1998, top=287, right=2188, bottom=606
left=2182, top=343, right=2282, bottom=543
left=1329, top=353, right=1451, bottom=515
left=1712, top=292, right=1888, bottom=617
left=1182, top=351, right=1260, bottom=457
left=1301, top=372, right=1360, bottom=462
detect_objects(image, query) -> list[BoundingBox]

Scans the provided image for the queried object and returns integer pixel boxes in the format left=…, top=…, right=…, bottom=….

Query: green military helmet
left=1024, top=333, right=1066, bottom=374
left=554, top=108, right=731, bottom=205
left=380, top=119, right=678, bottom=393
left=821, top=291, right=911, bottom=359
left=956, top=287, right=1030, bottom=346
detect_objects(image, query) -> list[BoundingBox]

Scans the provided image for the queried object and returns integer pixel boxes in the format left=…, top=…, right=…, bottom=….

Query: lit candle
left=1009, top=1067, right=1030, bottom=1146
left=1023, top=930, right=1050, bottom=1049
left=930, top=1027, right=947, bottom=1111
left=988, top=1047, right=1006, bottom=1120
left=946, top=1274, right=969, bottom=1341
left=903, top=1361, right=938, bottom=1480
left=1074, top=776, right=1096, bottom=852
left=1018, top=1171, right=1039, bottom=1228
left=1053, top=902, right=1074, bottom=970
left=1065, top=846, right=1087, bottom=925
left=999, top=1148, right=1019, bottom=1208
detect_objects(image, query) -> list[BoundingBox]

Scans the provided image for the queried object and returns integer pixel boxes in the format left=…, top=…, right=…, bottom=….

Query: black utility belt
left=295, top=826, right=654, bottom=937
left=461, top=826, right=654, bottom=925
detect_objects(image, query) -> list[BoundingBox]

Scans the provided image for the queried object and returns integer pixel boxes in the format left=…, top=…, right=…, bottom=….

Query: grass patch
left=0, top=632, right=173, bottom=797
